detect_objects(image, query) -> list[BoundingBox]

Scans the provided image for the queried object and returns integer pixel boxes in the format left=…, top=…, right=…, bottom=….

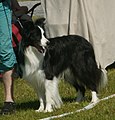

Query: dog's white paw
left=44, top=104, right=53, bottom=112
left=35, top=106, right=44, bottom=112
left=35, top=109, right=44, bottom=112
left=44, top=108, right=53, bottom=113
left=91, top=91, right=99, bottom=103
left=91, top=97, right=99, bottom=103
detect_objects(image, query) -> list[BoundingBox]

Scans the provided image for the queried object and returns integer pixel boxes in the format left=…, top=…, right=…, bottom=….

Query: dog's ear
left=35, top=18, right=45, bottom=28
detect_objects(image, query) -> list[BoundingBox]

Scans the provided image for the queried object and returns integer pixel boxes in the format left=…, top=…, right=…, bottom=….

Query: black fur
left=43, top=35, right=101, bottom=94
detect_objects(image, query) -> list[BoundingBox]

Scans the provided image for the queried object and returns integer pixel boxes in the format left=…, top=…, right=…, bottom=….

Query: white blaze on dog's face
left=38, top=26, right=49, bottom=47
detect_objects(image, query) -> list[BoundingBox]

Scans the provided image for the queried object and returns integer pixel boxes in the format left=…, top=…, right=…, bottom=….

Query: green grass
left=0, top=69, right=115, bottom=120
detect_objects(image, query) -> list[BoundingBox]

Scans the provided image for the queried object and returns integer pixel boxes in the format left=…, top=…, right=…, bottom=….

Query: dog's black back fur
left=43, top=35, right=101, bottom=93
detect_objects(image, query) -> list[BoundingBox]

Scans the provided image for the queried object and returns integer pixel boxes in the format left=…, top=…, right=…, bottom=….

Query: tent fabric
left=41, top=0, right=115, bottom=69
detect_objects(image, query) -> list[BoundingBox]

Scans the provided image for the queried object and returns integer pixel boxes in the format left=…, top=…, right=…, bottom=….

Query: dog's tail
left=99, top=68, right=108, bottom=90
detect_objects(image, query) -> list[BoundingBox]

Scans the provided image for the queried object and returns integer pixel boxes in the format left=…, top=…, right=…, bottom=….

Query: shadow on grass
left=16, top=100, right=40, bottom=110
left=62, top=97, right=76, bottom=103
left=16, top=97, right=76, bottom=111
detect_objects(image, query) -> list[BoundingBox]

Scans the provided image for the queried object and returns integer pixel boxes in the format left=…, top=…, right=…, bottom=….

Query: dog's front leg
left=35, top=83, right=46, bottom=112
left=44, top=77, right=62, bottom=112
left=44, top=80, right=55, bottom=112
left=36, top=97, right=45, bottom=112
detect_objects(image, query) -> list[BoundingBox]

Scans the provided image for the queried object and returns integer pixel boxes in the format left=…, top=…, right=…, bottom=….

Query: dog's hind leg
left=91, top=68, right=107, bottom=103
left=64, top=69, right=85, bottom=103
left=70, top=81, right=85, bottom=102
left=76, top=86, right=85, bottom=102
left=44, top=77, right=63, bottom=112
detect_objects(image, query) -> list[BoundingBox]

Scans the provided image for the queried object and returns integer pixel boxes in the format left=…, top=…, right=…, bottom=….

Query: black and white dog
left=17, top=19, right=107, bottom=112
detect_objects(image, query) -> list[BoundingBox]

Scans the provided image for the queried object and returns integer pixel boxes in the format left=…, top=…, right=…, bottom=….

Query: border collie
left=17, top=19, right=107, bottom=112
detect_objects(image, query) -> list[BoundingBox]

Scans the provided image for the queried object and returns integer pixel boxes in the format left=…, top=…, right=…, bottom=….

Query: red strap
left=12, top=24, right=22, bottom=47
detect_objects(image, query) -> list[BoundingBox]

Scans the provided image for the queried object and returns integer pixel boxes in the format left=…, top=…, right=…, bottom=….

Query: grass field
left=0, top=68, right=115, bottom=120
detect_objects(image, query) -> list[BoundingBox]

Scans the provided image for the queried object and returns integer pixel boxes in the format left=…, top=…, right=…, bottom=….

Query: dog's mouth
left=29, top=40, right=49, bottom=54
left=34, top=40, right=49, bottom=53
left=37, top=45, right=45, bottom=53
left=32, top=44, right=45, bottom=53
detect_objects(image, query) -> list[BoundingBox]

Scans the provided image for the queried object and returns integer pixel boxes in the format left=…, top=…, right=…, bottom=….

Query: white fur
left=45, top=77, right=62, bottom=112
left=21, top=46, right=62, bottom=112
left=38, top=26, right=49, bottom=47
left=91, top=91, right=99, bottom=103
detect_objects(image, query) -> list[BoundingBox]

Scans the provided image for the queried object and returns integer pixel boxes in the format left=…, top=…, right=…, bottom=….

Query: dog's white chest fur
left=22, top=46, right=45, bottom=87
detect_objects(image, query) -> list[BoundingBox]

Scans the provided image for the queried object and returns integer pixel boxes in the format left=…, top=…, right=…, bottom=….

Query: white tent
left=41, top=0, right=115, bottom=69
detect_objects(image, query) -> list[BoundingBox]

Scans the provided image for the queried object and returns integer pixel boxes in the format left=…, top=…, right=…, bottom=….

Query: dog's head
left=17, top=19, right=49, bottom=78
left=20, top=19, right=49, bottom=53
